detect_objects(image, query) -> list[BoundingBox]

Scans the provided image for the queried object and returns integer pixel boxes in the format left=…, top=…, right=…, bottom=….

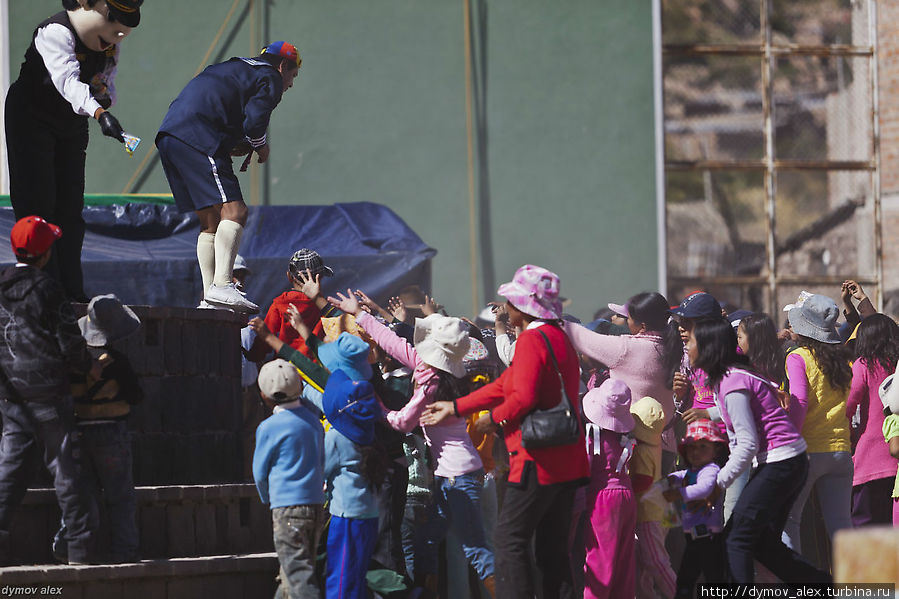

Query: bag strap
left=537, top=329, right=573, bottom=412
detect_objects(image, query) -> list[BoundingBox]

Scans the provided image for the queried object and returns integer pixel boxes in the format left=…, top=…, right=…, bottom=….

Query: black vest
left=16, top=11, right=117, bottom=122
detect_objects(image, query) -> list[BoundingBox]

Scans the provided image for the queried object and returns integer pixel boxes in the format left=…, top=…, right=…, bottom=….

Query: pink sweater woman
left=846, top=314, right=899, bottom=526
left=563, top=292, right=681, bottom=425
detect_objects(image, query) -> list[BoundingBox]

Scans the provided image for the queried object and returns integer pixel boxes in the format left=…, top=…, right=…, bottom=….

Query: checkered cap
left=288, top=248, right=334, bottom=280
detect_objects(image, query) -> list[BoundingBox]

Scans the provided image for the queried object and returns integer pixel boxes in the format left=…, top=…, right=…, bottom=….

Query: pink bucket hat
left=497, top=264, right=563, bottom=320
left=607, top=302, right=628, bottom=318
left=582, top=378, right=634, bottom=433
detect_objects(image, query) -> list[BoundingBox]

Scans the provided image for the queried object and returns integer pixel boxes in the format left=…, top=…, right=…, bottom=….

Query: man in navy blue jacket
left=156, top=41, right=301, bottom=313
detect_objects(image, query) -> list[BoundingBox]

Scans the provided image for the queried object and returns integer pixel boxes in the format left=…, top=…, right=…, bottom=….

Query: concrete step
left=11, top=485, right=272, bottom=566
left=0, top=553, right=278, bottom=599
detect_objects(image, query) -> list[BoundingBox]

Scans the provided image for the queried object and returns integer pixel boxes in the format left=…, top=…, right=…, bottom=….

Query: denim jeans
left=782, top=451, right=854, bottom=554
left=0, top=398, right=97, bottom=564
left=55, top=421, right=137, bottom=562
left=401, top=493, right=433, bottom=582
left=446, top=472, right=499, bottom=597
left=371, top=458, right=408, bottom=575
left=723, top=466, right=750, bottom=525
left=272, top=504, right=325, bottom=599
left=726, top=453, right=830, bottom=584
left=423, top=468, right=495, bottom=580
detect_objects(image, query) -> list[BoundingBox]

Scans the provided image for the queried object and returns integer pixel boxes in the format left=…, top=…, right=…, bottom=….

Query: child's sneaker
left=205, top=283, right=259, bottom=313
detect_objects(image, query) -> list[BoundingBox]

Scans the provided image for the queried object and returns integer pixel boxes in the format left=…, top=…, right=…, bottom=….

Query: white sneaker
left=197, top=300, right=234, bottom=312
left=205, top=283, right=259, bottom=313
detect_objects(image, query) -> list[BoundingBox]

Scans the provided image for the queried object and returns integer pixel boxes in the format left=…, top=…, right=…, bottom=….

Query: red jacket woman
left=423, top=264, right=587, bottom=599
left=455, top=320, right=588, bottom=486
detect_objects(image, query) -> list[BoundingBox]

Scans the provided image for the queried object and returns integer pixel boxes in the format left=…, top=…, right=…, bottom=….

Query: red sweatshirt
left=455, top=322, right=589, bottom=486
left=253, top=290, right=324, bottom=358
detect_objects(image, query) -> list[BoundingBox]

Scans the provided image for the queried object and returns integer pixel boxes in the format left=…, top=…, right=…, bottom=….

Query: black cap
left=669, top=292, right=721, bottom=319
left=105, top=0, right=142, bottom=27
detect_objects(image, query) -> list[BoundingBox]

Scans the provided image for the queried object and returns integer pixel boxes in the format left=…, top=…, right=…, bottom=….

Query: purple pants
left=584, top=488, right=636, bottom=599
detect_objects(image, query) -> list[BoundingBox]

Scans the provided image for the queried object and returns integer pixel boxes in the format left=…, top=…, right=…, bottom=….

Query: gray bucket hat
left=79, top=294, right=141, bottom=347
left=788, top=294, right=841, bottom=344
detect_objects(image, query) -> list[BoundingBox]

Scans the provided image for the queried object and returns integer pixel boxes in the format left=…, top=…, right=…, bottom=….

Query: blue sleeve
left=323, top=430, right=341, bottom=500
left=301, top=386, right=324, bottom=415
left=243, top=70, right=282, bottom=146
left=252, top=421, right=274, bottom=505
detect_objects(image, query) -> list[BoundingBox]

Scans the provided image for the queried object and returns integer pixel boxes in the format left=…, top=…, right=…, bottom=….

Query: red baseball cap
left=11, top=216, right=62, bottom=259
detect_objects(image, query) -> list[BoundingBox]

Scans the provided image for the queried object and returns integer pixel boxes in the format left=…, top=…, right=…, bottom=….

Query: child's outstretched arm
left=329, top=290, right=420, bottom=370
left=250, top=317, right=328, bottom=393
left=355, top=289, right=395, bottom=322
left=250, top=317, right=285, bottom=354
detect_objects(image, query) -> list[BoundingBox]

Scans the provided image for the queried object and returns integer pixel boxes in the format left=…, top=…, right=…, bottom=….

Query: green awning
left=0, top=194, right=175, bottom=207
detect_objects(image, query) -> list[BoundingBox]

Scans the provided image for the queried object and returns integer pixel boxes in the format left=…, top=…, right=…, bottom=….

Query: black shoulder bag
left=519, top=330, right=581, bottom=449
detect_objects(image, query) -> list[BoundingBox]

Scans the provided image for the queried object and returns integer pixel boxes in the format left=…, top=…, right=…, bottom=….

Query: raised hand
left=353, top=289, right=385, bottom=318
left=488, top=301, right=509, bottom=323
left=285, top=304, right=311, bottom=340
left=387, top=296, right=408, bottom=323
left=296, top=269, right=321, bottom=300
left=421, top=294, right=441, bottom=316
left=847, top=280, right=867, bottom=301
left=249, top=317, right=270, bottom=338
left=250, top=316, right=284, bottom=353
left=327, top=289, right=361, bottom=315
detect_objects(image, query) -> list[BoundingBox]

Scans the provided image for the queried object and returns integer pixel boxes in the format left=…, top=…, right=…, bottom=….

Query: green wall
left=6, top=1, right=659, bottom=319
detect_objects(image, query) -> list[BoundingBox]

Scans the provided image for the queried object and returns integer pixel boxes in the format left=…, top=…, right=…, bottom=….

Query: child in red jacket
left=248, top=249, right=333, bottom=360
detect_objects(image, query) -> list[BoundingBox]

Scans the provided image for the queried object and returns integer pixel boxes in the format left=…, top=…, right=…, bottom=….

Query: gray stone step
left=10, top=485, right=272, bottom=565
left=0, top=553, right=278, bottom=598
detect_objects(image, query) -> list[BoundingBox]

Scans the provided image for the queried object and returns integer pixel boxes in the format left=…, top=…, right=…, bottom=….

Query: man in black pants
left=4, top=0, right=142, bottom=301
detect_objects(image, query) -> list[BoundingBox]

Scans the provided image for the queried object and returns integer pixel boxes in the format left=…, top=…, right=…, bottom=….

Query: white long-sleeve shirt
left=34, top=23, right=118, bottom=118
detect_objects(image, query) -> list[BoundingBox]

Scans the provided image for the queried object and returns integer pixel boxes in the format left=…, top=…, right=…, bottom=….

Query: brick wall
left=69, top=305, right=248, bottom=486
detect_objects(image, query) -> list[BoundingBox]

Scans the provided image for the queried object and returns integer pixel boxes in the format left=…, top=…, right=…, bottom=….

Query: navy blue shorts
left=156, top=133, right=244, bottom=213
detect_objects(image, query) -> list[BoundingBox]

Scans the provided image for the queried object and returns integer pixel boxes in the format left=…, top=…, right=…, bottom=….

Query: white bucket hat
left=413, top=314, right=470, bottom=378
left=880, top=370, right=899, bottom=416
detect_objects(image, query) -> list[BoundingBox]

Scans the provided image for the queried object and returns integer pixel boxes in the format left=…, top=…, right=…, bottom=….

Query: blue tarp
left=0, top=203, right=435, bottom=314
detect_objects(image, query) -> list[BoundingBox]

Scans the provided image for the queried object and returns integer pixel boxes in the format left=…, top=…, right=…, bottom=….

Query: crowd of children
left=244, top=253, right=899, bottom=598
left=7, top=213, right=899, bottom=598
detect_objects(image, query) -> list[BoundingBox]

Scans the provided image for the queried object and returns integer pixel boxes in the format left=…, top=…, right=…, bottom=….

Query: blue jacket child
left=253, top=358, right=325, bottom=598
left=321, top=338, right=385, bottom=599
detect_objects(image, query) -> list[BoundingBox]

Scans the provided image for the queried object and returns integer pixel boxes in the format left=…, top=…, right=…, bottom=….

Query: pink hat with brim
left=677, top=419, right=728, bottom=459
left=608, top=302, right=628, bottom=318
left=497, top=264, right=563, bottom=320
left=583, top=378, right=634, bottom=433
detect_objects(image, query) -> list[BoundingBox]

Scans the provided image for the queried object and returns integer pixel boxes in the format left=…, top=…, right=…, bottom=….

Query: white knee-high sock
left=212, top=220, right=244, bottom=288
left=197, top=232, right=216, bottom=292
